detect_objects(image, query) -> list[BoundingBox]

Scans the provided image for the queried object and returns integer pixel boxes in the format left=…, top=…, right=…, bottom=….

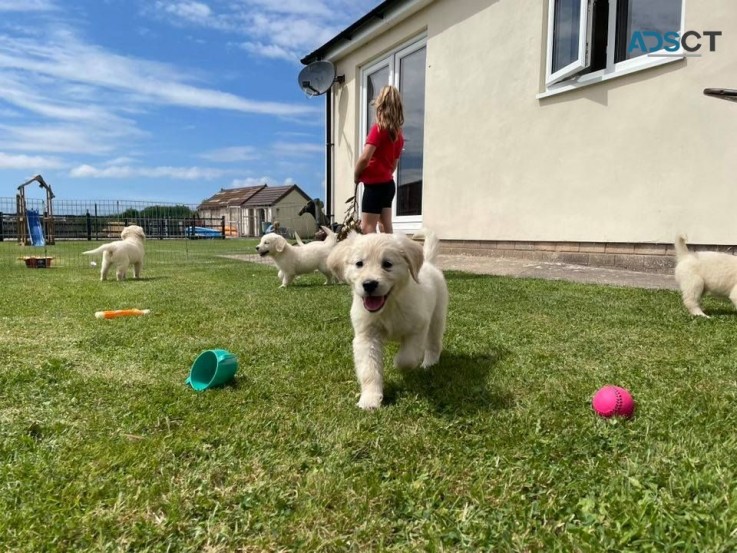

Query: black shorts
left=361, top=181, right=396, bottom=214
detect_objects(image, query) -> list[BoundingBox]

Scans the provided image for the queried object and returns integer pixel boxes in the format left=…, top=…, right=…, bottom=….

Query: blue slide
left=26, top=210, right=45, bottom=247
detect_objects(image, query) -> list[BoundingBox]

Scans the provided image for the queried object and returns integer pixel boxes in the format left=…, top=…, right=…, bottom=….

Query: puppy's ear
left=327, top=236, right=354, bottom=282
left=275, top=236, right=287, bottom=253
left=397, top=235, right=424, bottom=283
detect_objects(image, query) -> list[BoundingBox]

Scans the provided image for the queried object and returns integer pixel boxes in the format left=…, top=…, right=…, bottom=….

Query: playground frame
left=16, top=175, right=55, bottom=246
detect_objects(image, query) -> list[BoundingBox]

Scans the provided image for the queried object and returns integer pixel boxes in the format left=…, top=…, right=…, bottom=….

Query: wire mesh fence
left=0, top=196, right=324, bottom=270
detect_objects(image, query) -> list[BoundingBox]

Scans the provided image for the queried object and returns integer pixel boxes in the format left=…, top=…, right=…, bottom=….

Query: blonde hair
left=373, top=85, right=404, bottom=140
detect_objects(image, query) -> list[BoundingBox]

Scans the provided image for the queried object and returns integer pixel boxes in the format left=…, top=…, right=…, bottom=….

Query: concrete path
left=228, top=253, right=678, bottom=291
left=436, top=254, right=678, bottom=290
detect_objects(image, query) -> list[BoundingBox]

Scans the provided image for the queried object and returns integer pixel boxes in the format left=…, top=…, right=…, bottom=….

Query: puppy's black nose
left=362, top=280, right=379, bottom=293
left=255, top=247, right=259, bottom=251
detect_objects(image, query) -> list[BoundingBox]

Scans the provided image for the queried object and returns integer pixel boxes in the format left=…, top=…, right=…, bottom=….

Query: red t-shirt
left=360, top=124, right=404, bottom=184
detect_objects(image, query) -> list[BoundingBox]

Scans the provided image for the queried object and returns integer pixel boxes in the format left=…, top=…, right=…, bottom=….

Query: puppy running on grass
left=674, top=234, right=737, bottom=317
left=327, top=230, right=448, bottom=410
left=255, top=226, right=337, bottom=287
left=82, top=224, right=146, bottom=281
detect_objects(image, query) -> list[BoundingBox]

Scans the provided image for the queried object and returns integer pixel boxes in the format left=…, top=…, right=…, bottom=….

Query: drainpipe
left=325, top=89, right=333, bottom=224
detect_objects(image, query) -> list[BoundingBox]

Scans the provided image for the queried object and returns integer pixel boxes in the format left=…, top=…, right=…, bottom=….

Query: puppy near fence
left=82, top=224, right=146, bottom=281
left=327, top=230, right=449, bottom=410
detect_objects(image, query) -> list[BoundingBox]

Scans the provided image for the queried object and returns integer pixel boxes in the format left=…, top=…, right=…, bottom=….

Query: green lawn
left=2, top=241, right=737, bottom=551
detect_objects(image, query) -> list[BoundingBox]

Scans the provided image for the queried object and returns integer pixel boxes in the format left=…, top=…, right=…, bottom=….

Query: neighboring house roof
left=198, top=185, right=266, bottom=210
left=301, top=0, right=428, bottom=64
left=242, top=185, right=311, bottom=208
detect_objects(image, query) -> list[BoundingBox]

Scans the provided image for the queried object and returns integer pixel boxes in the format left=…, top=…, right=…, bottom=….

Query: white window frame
left=540, top=0, right=686, bottom=98
left=359, top=34, right=427, bottom=233
left=545, top=0, right=593, bottom=86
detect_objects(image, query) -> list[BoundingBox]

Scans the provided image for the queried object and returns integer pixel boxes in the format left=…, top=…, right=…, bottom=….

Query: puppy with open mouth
left=327, top=230, right=449, bottom=410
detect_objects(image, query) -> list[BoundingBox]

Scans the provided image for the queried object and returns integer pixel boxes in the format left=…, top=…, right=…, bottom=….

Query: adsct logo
left=628, top=30, right=722, bottom=57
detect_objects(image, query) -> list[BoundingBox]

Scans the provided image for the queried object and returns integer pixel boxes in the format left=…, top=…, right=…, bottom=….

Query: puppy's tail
left=414, top=229, right=440, bottom=265
left=675, top=234, right=691, bottom=261
left=82, top=244, right=113, bottom=256
left=294, top=232, right=304, bottom=246
left=321, top=225, right=337, bottom=246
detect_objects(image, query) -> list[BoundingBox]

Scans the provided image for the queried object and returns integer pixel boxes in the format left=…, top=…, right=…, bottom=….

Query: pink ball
left=592, top=385, right=635, bottom=418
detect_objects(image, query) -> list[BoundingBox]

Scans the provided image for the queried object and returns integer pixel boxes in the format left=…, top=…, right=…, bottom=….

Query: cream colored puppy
left=82, top=225, right=146, bottom=281
left=327, top=231, right=449, bottom=410
left=674, top=234, right=737, bottom=317
left=256, top=226, right=337, bottom=287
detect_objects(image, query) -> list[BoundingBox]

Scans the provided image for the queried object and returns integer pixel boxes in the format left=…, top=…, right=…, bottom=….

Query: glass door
left=360, top=36, right=426, bottom=231
left=395, top=41, right=426, bottom=222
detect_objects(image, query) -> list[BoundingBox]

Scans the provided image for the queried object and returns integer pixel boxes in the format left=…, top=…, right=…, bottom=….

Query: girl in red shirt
left=353, top=85, right=404, bottom=234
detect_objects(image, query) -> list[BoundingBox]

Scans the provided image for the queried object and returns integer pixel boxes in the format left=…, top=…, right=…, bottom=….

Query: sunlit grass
left=2, top=246, right=737, bottom=551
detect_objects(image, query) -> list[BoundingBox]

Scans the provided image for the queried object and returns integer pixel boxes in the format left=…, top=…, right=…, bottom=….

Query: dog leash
left=338, top=182, right=362, bottom=240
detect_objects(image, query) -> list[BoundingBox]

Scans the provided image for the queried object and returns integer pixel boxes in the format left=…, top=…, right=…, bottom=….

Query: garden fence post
left=0, top=212, right=3, bottom=242
left=221, top=215, right=226, bottom=239
left=86, top=210, right=92, bottom=241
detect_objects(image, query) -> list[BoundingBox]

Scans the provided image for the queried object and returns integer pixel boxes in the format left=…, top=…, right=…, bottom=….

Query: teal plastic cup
left=186, top=349, right=238, bottom=391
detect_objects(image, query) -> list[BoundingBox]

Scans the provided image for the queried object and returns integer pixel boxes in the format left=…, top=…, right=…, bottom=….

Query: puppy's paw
left=394, top=352, right=422, bottom=370
left=357, top=392, right=383, bottom=410
left=421, top=352, right=440, bottom=369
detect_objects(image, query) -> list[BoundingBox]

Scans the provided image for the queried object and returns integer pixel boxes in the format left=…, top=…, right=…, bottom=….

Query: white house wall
left=330, top=0, right=737, bottom=245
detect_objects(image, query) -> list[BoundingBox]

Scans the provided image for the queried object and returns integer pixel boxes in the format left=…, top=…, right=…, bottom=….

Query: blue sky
left=0, top=0, right=380, bottom=206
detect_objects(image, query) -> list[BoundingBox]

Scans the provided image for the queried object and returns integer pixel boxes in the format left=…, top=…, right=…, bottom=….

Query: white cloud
left=272, top=141, right=323, bottom=157
left=69, top=163, right=228, bottom=180
left=0, top=0, right=56, bottom=12
left=0, top=122, right=143, bottom=154
left=229, top=176, right=296, bottom=188
left=0, top=28, right=320, bottom=119
left=102, top=156, right=139, bottom=166
left=242, top=0, right=333, bottom=19
left=0, top=151, right=64, bottom=169
left=155, top=1, right=211, bottom=23
left=240, top=42, right=296, bottom=63
left=149, top=0, right=382, bottom=62
left=200, top=146, right=259, bottom=163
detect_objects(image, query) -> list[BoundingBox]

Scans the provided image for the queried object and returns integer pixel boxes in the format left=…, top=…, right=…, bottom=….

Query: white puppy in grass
left=256, top=226, right=337, bottom=287
left=327, top=230, right=449, bottom=410
left=675, top=234, right=737, bottom=317
left=82, top=224, right=145, bottom=281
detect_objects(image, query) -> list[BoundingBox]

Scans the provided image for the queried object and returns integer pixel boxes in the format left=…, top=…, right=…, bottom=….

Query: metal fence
left=0, top=197, right=324, bottom=269
left=1, top=197, right=226, bottom=242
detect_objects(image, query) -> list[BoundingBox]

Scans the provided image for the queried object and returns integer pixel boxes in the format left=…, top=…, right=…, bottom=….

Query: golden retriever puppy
left=82, top=224, right=146, bottom=281
left=256, top=226, right=337, bottom=287
left=674, top=234, right=737, bottom=317
left=327, top=231, right=449, bottom=410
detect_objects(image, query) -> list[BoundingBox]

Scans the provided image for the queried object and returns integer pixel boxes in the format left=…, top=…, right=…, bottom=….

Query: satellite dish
left=298, top=60, right=337, bottom=97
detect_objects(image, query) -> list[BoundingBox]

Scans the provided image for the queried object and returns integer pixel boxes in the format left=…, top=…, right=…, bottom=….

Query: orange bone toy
left=95, top=309, right=151, bottom=319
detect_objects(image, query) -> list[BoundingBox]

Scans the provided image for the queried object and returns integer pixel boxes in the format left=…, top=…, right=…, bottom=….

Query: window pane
left=366, top=66, right=389, bottom=133
left=397, top=46, right=426, bottom=217
left=616, top=0, right=682, bottom=62
left=552, top=0, right=582, bottom=73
